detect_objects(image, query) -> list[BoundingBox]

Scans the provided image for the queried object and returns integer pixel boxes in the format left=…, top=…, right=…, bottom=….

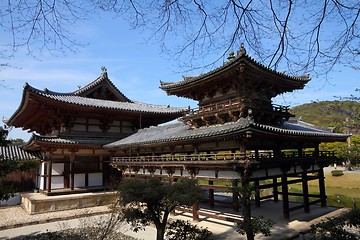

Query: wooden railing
left=112, top=151, right=336, bottom=163
left=185, top=97, right=290, bottom=116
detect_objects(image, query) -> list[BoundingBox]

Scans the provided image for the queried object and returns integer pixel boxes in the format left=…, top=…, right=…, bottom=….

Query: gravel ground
left=0, top=205, right=111, bottom=230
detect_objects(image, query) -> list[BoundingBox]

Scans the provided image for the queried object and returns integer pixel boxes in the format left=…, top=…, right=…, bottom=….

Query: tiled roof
left=105, top=118, right=349, bottom=148
left=25, top=84, right=187, bottom=114
left=72, top=69, right=132, bottom=102
left=30, top=134, right=119, bottom=146
left=160, top=45, right=310, bottom=90
left=0, top=144, right=42, bottom=161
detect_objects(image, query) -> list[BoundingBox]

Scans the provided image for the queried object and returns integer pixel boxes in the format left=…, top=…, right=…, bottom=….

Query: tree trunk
left=242, top=170, right=254, bottom=240
left=155, top=212, right=169, bottom=240
left=155, top=223, right=167, bottom=240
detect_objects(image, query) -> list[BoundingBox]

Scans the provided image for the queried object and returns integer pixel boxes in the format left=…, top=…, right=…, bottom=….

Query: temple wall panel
left=173, top=169, right=182, bottom=176
left=72, top=124, right=86, bottom=132
left=122, top=121, right=133, bottom=126
left=51, top=163, right=64, bottom=175
left=38, top=177, right=45, bottom=190
left=198, top=142, right=217, bottom=149
left=38, top=162, right=45, bottom=190
left=88, top=125, right=102, bottom=132
left=154, top=169, right=162, bottom=175
left=74, top=118, right=87, bottom=124
left=217, top=171, right=239, bottom=179
left=40, top=162, right=45, bottom=175
left=108, top=126, right=121, bottom=133
left=51, top=176, right=64, bottom=189
left=88, top=173, right=103, bottom=186
left=74, top=174, right=86, bottom=187
left=197, top=170, right=216, bottom=178
left=88, top=119, right=101, bottom=124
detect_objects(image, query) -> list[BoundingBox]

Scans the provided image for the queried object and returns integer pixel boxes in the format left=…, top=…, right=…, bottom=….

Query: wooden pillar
left=318, top=168, right=327, bottom=207
left=232, top=180, right=239, bottom=212
left=47, top=161, right=52, bottom=193
left=208, top=180, right=214, bottom=209
left=314, top=144, right=319, bottom=156
left=70, top=151, right=75, bottom=190
left=254, top=180, right=260, bottom=207
left=43, top=161, right=47, bottom=191
left=241, top=178, right=252, bottom=237
left=302, top=171, right=310, bottom=213
left=273, top=177, right=278, bottom=202
left=192, top=203, right=199, bottom=222
left=281, top=174, right=290, bottom=220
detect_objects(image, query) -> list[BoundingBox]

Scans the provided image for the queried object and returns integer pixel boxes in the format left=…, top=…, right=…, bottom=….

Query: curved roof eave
left=23, top=134, right=120, bottom=150
left=24, top=83, right=187, bottom=115
left=7, top=83, right=32, bottom=125
left=160, top=46, right=311, bottom=91
left=105, top=119, right=349, bottom=149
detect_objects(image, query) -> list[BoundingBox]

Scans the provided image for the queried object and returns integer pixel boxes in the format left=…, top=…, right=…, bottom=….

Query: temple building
left=7, top=67, right=187, bottom=196
left=7, top=45, right=349, bottom=218
left=107, top=45, right=349, bottom=220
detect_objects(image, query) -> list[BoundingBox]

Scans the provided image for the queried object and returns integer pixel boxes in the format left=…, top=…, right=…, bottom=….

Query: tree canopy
left=1, top=1, right=359, bottom=74
left=118, top=177, right=203, bottom=240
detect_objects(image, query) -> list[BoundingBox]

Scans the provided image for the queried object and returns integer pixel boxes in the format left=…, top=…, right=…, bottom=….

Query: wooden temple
left=108, top=45, right=349, bottom=220
left=7, top=67, right=187, bottom=195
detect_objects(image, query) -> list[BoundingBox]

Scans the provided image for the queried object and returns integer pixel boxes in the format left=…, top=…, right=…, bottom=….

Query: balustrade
left=112, top=151, right=335, bottom=163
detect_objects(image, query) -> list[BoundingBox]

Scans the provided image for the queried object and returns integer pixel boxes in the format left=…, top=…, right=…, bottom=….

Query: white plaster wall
left=88, top=173, right=103, bottom=186
left=39, top=177, right=45, bottom=190
left=51, top=163, right=64, bottom=175
left=38, top=163, right=45, bottom=190
left=217, top=170, right=239, bottom=179
left=154, top=169, right=162, bottom=175
left=51, top=176, right=64, bottom=189
left=74, top=174, right=86, bottom=187
left=197, top=170, right=215, bottom=178
left=40, top=162, right=45, bottom=175
left=173, top=169, right=182, bottom=176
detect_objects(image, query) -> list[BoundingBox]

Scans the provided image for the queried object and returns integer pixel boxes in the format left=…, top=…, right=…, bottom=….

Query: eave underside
left=161, top=58, right=309, bottom=99
left=9, top=93, right=184, bottom=133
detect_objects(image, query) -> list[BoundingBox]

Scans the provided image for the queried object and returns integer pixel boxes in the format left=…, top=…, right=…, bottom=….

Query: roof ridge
left=160, top=45, right=311, bottom=89
left=72, top=67, right=132, bottom=102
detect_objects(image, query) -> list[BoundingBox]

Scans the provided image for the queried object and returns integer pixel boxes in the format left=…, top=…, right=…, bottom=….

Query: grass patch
left=308, top=172, right=360, bottom=189
left=288, top=172, right=360, bottom=208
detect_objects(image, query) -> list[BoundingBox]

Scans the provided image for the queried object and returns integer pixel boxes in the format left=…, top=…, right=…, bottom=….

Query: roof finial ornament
left=101, top=66, right=108, bottom=78
left=227, top=50, right=235, bottom=62
left=238, top=43, right=246, bottom=56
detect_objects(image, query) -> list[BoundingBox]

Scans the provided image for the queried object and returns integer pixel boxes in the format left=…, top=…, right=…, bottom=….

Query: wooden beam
left=281, top=174, right=290, bottom=220
left=302, top=171, right=310, bottom=213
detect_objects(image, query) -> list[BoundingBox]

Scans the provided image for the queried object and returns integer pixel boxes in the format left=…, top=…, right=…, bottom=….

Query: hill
left=289, top=100, right=360, bottom=134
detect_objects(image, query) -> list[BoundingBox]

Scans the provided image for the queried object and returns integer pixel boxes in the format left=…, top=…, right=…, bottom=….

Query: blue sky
left=0, top=13, right=359, bottom=141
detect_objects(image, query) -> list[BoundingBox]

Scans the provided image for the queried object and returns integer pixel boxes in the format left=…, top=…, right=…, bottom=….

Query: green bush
left=166, top=219, right=213, bottom=240
left=235, top=216, right=273, bottom=238
left=331, top=170, right=344, bottom=177
left=310, top=208, right=360, bottom=239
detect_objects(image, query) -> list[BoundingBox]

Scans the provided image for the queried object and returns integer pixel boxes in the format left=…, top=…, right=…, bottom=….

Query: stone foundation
left=21, top=191, right=117, bottom=214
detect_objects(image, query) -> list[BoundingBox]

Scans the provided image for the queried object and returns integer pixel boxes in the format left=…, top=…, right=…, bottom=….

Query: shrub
left=331, top=170, right=344, bottom=177
left=235, top=216, right=273, bottom=238
left=310, top=208, right=360, bottom=239
left=166, top=219, right=213, bottom=240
